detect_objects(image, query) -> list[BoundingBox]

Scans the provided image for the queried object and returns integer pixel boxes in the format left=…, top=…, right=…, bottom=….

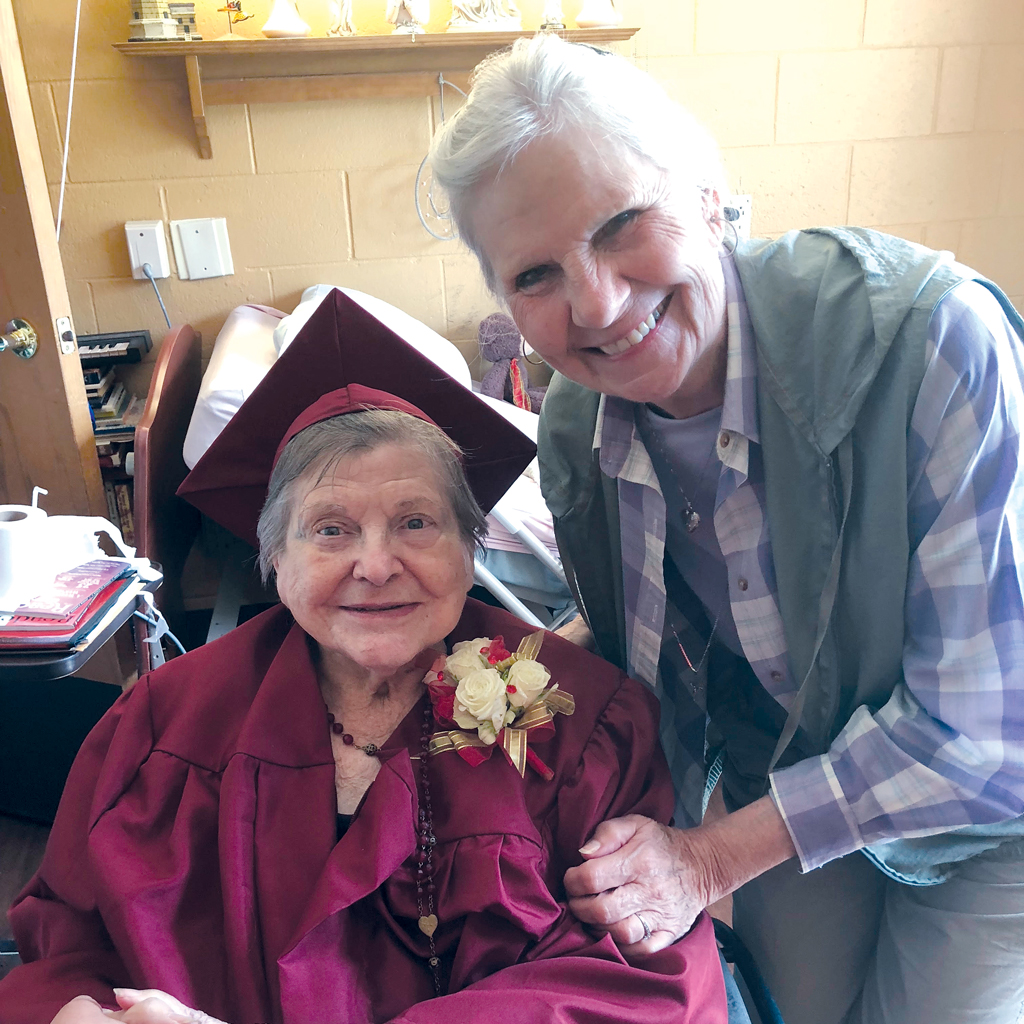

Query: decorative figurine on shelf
left=386, top=0, right=429, bottom=34
left=447, top=0, right=521, bottom=31
left=574, top=0, right=621, bottom=27
left=328, top=0, right=356, bottom=36
left=262, top=0, right=311, bottom=36
left=217, top=1, right=254, bottom=38
left=477, top=313, right=546, bottom=413
left=128, top=0, right=197, bottom=41
left=540, top=0, right=565, bottom=29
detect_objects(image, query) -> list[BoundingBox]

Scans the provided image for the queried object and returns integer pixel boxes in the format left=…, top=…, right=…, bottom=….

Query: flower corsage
left=424, top=631, right=574, bottom=780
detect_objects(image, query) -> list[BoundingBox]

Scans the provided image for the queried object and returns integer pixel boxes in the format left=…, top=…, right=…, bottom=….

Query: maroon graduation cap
left=177, top=289, right=538, bottom=548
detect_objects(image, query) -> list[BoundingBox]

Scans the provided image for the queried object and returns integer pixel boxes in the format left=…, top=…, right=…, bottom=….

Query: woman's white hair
left=429, top=34, right=728, bottom=293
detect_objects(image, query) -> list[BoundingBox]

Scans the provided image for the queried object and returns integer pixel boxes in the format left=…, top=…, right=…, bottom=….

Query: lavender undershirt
left=638, top=404, right=743, bottom=656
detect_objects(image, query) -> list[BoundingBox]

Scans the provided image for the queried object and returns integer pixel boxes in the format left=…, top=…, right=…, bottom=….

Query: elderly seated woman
left=0, top=300, right=727, bottom=1024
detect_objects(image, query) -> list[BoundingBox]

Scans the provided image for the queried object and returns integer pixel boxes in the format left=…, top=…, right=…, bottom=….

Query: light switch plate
left=125, top=221, right=170, bottom=280
left=170, top=217, right=234, bottom=280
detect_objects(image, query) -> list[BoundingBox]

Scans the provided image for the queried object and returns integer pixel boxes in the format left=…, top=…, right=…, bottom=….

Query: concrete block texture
left=349, top=165, right=462, bottom=261
left=999, top=134, right=1024, bottom=216
left=695, top=0, right=864, bottom=54
left=54, top=182, right=166, bottom=280
left=164, top=173, right=350, bottom=268
left=777, top=49, right=939, bottom=143
left=443, top=255, right=499, bottom=339
left=975, top=45, right=1024, bottom=132
left=51, top=81, right=254, bottom=183
left=250, top=97, right=433, bottom=174
left=722, top=144, right=851, bottom=235
left=864, top=0, right=1024, bottom=47
left=6, top=0, right=1022, bottom=410
left=630, top=0, right=696, bottom=59
left=959, top=217, right=1024, bottom=295
left=648, top=54, right=777, bottom=147
left=937, top=47, right=982, bottom=134
left=270, top=258, right=447, bottom=335
left=849, top=135, right=1004, bottom=225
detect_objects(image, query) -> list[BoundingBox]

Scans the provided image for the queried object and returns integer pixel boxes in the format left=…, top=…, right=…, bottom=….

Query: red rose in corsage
left=422, top=631, right=574, bottom=780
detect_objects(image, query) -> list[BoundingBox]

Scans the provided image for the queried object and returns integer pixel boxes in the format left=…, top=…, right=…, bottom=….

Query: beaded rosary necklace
left=324, top=696, right=442, bottom=996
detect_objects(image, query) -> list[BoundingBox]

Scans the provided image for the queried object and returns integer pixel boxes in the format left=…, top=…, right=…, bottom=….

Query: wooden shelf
left=114, top=28, right=639, bottom=159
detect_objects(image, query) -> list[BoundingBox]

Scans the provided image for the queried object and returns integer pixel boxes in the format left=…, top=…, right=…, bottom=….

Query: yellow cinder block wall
left=12, top=0, right=1024, bottom=396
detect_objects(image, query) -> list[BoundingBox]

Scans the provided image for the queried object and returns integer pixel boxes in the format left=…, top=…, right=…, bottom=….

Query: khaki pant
left=732, top=840, right=1024, bottom=1024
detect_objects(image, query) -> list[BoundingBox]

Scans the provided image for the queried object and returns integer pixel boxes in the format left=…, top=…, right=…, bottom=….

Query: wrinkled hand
left=563, top=814, right=714, bottom=957
left=112, top=990, right=230, bottom=1024
left=49, top=990, right=231, bottom=1024
left=552, top=615, right=595, bottom=651
left=564, top=797, right=798, bottom=957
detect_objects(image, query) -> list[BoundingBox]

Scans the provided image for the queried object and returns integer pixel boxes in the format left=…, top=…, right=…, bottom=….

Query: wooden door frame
left=0, top=0, right=104, bottom=516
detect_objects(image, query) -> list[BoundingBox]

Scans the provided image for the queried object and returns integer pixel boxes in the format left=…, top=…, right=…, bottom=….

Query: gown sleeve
left=388, top=676, right=727, bottom=1024
left=0, top=683, right=153, bottom=1024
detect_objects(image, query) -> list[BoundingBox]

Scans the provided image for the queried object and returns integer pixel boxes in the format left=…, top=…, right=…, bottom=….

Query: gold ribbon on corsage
left=426, top=630, right=575, bottom=780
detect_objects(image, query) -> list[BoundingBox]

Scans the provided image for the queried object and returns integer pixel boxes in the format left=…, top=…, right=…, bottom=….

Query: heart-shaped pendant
left=418, top=913, right=438, bottom=937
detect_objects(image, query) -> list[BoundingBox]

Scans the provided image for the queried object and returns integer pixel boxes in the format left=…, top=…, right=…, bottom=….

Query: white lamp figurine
left=328, top=0, right=356, bottom=35
left=540, top=0, right=565, bottom=29
left=386, top=0, right=429, bottom=33
left=261, top=0, right=311, bottom=36
left=575, top=0, right=621, bottom=27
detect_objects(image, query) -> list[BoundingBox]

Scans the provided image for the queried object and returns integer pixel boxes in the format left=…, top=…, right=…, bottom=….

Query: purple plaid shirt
left=597, top=257, right=1024, bottom=871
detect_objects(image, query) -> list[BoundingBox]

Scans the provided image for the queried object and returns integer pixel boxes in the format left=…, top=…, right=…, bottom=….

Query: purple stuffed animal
left=477, top=313, right=546, bottom=412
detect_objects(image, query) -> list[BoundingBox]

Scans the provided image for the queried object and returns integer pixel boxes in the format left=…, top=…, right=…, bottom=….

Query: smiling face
left=467, top=132, right=729, bottom=418
left=273, top=443, right=475, bottom=680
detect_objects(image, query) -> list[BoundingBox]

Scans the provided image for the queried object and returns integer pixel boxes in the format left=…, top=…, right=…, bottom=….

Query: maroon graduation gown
left=0, top=600, right=726, bottom=1024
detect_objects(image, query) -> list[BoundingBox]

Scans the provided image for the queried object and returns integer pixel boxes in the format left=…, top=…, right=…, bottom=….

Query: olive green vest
left=538, top=227, right=1024, bottom=882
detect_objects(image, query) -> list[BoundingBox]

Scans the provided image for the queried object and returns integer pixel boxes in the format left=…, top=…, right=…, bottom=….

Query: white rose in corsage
left=445, top=638, right=491, bottom=680
left=453, top=667, right=507, bottom=743
left=424, top=631, right=576, bottom=780
left=505, top=658, right=551, bottom=708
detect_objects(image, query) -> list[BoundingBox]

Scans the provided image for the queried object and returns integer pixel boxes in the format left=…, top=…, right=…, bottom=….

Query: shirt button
left=719, top=432, right=731, bottom=449
left=770, top=670, right=783, bottom=681
left=738, top=577, right=749, bottom=591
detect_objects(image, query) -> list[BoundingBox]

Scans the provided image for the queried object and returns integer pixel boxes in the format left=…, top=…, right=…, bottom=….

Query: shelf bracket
left=184, top=55, right=212, bottom=159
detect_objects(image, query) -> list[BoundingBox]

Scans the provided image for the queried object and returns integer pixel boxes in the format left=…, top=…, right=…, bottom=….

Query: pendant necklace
left=670, top=617, right=720, bottom=675
left=324, top=696, right=444, bottom=996
left=325, top=711, right=381, bottom=756
left=640, top=408, right=720, bottom=535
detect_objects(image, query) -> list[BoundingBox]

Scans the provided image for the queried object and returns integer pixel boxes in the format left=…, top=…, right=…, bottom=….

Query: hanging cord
left=414, top=74, right=467, bottom=241
left=133, top=609, right=188, bottom=656
left=55, top=0, right=85, bottom=240
left=142, top=264, right=172, bottom=329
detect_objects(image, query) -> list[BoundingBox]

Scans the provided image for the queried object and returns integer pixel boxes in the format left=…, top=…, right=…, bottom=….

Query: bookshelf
left=112, top=28, right=639, bottom=158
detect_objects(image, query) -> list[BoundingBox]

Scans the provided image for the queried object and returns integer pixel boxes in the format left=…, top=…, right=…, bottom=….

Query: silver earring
left=521, top=338, right=545, bottom=366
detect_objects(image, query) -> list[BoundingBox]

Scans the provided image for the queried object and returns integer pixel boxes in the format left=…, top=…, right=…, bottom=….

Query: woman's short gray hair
left=256, top=409, right=487, bottom=582
left=428, top=34, right=727, bottom=293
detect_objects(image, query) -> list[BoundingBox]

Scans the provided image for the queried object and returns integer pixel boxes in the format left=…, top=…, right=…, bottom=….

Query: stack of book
left=0, top=559, right=143, bottom=652
left=85, top=367, right=145, bottom=443
left=82, top=365, right=143, bottom=546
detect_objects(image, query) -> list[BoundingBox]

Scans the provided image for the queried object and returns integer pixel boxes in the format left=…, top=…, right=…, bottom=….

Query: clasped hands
left=51, top=990, right=229, bottom=1024
left=564, top=795, right=798, bottom=955
left=564, top=814, right=719, bottom=955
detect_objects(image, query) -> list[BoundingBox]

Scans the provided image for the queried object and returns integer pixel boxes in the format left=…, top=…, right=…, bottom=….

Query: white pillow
left=273, top=285, right=474, bottom=391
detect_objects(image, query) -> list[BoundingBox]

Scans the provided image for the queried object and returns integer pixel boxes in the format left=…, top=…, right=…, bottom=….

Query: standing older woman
left=428, top=34, right=1024, bottom=1024
left=0, top=322, right=727, bottom=1021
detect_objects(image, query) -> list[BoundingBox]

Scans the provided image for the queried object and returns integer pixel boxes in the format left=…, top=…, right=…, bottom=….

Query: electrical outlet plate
left=170, top=217, right=234, bottom=280
left=727, top=194, right=753, bottom=240
left=125, top=221, right=170, bottom=280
